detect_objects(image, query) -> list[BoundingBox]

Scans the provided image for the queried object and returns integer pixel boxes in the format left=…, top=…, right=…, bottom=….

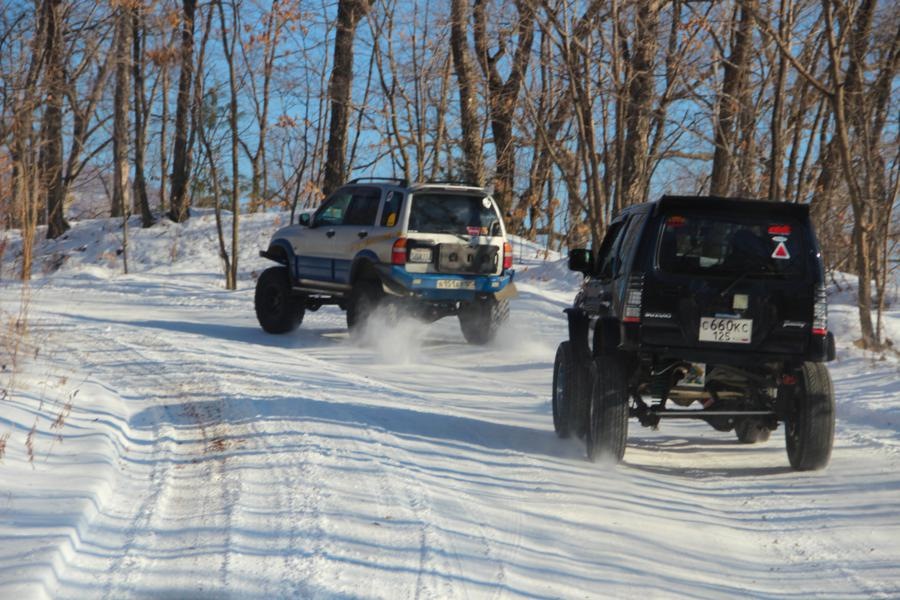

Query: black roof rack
left=654, top=195, right=810, bottom=218
left=347, top=177, right=409, bottom=187
left=423, top=179, right=480, bottom=187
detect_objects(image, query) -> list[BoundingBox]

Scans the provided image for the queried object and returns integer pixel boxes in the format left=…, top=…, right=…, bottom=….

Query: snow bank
left=1, top=209, right=281, bottom=286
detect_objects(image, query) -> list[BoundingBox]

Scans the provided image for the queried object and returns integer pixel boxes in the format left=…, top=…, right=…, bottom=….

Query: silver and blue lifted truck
left=254, top=178, right=517, bottom=344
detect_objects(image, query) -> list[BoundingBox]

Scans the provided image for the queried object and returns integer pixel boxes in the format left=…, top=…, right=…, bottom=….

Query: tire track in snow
left=276, top=431, right=328, bottom=598
left=48, top=322, right=245, bottom=597
left=50, top=328, right=179, bottom=599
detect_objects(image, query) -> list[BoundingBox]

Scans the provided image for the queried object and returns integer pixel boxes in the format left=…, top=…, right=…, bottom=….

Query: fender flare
left=261, top=238, right=295, bottom=268
left=349, top=251, right=380, bottom=284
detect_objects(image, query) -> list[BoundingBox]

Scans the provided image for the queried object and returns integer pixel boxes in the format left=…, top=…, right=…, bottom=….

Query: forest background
left=0, top=0, right=897, bottom=348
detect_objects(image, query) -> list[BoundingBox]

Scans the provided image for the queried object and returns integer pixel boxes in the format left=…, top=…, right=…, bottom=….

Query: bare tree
left=38, top=0, right=69, bottom=239
left=322, top=0, right=373, bottom=196
left=709, top=1, right=755, bottom=197
left=218, top=0, right=240, bottom=290
left=450, top=0, right=485, bottom=185
left=131, top=2, right=154, bottom=227
left=473, top=0, right=535, bottom=215
left=169, top=0, right=197, bottom=223
left=112, top=5, right=130, bottom=222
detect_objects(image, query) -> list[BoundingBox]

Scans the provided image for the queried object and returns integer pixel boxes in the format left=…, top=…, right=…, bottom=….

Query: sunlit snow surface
left=1, top=214, right=898, bottom=599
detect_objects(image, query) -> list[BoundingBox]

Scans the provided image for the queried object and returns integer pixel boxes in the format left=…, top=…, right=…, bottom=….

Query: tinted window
left=596, top=220, right=627, bottom=279
left=617, top=213, right=647, bottom=276
left=380, top=191, right=404, bottom=227
left=408, top=193, right=500, bottom=235
left=656, top=213, right=806, bottom=276
left=343, top=188, right=381, bottom=226
left=315, top=192, right=352, bottom=227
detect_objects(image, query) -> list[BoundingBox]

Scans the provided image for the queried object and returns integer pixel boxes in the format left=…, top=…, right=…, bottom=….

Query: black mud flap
left=565, top=308, right=591, bottom=362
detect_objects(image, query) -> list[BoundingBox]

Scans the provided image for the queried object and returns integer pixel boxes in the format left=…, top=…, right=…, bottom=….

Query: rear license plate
left=436, top=279, right=476, bottom=290
left=699, top=317, right=752, bottom=344
left=409, top=247, right=432, bottom=263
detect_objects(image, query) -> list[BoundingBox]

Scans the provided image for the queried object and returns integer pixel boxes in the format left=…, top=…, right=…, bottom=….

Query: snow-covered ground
left=1, top=214, right=898, bottom=599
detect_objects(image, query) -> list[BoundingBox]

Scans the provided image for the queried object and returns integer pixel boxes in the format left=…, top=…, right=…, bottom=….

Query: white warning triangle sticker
left=772, top=240, right=790, bottom=259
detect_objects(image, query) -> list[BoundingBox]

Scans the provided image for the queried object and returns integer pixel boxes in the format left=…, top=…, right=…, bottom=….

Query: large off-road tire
left=735, top=420, right=772, bottom=444
left=458, top=296, right=509, bottom=345
left=552, top=342, right=589, bottom=438
left=586, top=355, right=629, bottom=463
left=785, top=362, right=835, bottom=471
left=346, top=279, right=383, bottom=336
left=255, top=267, right=304, bottom=334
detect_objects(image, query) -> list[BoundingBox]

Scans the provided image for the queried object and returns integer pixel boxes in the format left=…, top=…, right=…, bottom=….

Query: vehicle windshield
left=656, top=213, right=806, bottom=277
left=408, top=193, right=500, bottom=236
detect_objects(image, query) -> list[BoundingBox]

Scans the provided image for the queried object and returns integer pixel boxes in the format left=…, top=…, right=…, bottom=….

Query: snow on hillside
left=0, top=209, right=280, bottom=283
left=1, top=213, right=899, bottom=599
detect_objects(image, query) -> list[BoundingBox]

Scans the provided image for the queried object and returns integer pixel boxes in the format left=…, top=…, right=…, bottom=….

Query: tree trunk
left=823, top=0, right=876, bottom=347
left=619, top=0, right=660, bottom=207
left=450, top=0, right=484, bottom=186
left=709, top=1, right=753, bottom=197
left=113, top=8, right=131, bottom=221
left=40, top=0, right=69, bottom=239
left=169, top=0, right=197, bottom=223
left=768, top=0, right=792, bottom=201
left=322, top=0, right=372, bottom=197
left=218, top=0, right=240, bottom=290
left=132, top=6, right=154, bottom=227
left=159, top=62, right=169, bottom=214
left=473, top=0, right=535, bottom=216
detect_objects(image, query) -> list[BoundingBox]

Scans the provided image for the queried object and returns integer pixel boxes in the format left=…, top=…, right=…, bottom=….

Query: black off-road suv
left=553, top=195, right=836, bottom=470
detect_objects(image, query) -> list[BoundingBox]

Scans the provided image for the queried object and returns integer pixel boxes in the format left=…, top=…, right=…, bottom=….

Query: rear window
left=656, top=213, right=806, bottom=277
left=408, top=193, right=501, bottom=236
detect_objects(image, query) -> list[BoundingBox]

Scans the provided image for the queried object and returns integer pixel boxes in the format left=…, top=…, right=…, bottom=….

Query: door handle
left=357, top=231, right=368, bottom=239
left=326, top=229, right=335, bottom=238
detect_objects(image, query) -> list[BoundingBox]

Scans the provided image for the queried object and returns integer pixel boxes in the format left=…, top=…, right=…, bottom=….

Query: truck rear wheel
left=346, top=280, right=383, bottom=336
left=553, top=342, right=589, bottom=438
left=255, top=267, right=304, bottom=334
left=785, top=362, right=835, bottom=471
left=458, top=296, right=508, bottom=345
left=586, top=355, right=629, bottom=463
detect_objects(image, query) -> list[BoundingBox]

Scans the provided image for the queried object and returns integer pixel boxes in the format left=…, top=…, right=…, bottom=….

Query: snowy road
left=2, top=262, right=899, bottom=598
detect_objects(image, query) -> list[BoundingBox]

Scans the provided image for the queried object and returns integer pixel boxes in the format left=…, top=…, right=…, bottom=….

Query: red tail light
left=812, top=284, right=828, bottom=336
left=391, top=238, right=408, bottom=265
left=503, top=241, right=513, bottom=270
left=623, top=274, right=643, bottom=323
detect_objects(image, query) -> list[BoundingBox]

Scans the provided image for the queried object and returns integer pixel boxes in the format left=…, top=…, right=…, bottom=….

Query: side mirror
left=568, top=248, right=593, bottom=274
left=298, top=213, right=311, bottom=227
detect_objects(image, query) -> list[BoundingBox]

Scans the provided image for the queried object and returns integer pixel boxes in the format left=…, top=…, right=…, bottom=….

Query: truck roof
left=651, top=195, right=810, bottom=218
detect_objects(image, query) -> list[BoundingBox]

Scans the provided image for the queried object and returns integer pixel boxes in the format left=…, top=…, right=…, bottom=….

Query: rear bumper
left=623, top=328, right=836, bottom=364
left=378, top=265, right=516, bottom=302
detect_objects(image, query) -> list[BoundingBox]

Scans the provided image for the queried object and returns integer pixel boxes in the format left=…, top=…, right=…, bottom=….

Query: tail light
left=391, top=238, right=408, bottom=265
left=502, top=241, right=513, bottom=270
left=623, top=273, right=643, bottom=323
left=812, top=284, right=828, bottom=336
